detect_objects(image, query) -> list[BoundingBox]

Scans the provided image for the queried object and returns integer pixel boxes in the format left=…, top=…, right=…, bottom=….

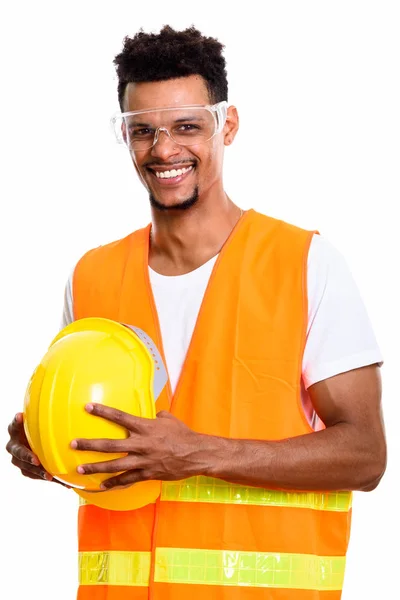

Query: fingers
left=20, top=468, right=70, bottom=487
left=86, top=403, right=150, bottom=430
left=7, top=413, right=41, bottom=466
left=70, top=438, right=133, bottom=453
left=77, top=456, right=141, bottom=475
left=100, top=469, right=149, bottom=490
left=21, top=468, right=45, bottom=481
left=6, top=437, right=40, bottom=467
left=12, top=456, right=52, bottom=481
left=7, top=413, right=23, bottom=438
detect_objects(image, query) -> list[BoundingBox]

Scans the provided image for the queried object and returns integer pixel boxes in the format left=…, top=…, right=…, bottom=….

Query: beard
left=149, top=186, right=199, bottom=212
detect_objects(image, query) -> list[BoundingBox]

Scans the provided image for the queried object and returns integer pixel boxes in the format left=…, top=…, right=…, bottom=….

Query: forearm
left=198, top=423, right=385, bottom=491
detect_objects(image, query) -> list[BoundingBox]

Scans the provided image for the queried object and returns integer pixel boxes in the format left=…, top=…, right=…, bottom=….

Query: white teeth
left=155, top=166, right=193, bottom=179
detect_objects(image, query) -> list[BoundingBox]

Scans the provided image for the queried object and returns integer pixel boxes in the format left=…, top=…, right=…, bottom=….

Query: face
left=122, top=75, right=238, bottom=211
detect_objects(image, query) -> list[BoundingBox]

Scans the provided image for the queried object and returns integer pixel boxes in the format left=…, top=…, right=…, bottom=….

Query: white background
left=1, top=2, right=399, bottom=598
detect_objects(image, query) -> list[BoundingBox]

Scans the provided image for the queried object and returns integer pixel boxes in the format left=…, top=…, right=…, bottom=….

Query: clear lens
left=112, top=105, right=222, bottom=150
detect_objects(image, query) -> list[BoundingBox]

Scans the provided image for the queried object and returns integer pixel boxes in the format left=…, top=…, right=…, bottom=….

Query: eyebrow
left=129, top=121, right=153, bottom=127
left=174, top=116, right=206, bottom=123
left=129, top=115, right=206, bottom=127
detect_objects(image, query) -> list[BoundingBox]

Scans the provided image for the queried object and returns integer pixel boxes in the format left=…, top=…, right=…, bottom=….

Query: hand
left=71, top=403, right=211, bottom=490
left=6, top=413, right=69, bottom=487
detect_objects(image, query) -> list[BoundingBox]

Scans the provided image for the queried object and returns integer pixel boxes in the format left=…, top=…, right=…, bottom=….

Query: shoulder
left=308, top=233, right=347, bottom=265
left=306, top=234, right=358, bottom=315
left=75, top=231, right=136, bottom=271
left=307, top=234, right=357, bottom=293
left=249, top=211, right=316, bottom=260
left=74, top=225, right=150, bottom=279
left=251, top=210, right=313, bottom=236
left=71, top=227, right=148, bottom=318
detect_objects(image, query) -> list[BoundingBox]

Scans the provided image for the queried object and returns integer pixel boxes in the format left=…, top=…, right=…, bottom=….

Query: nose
left=150, top=127, right=181, bottom=160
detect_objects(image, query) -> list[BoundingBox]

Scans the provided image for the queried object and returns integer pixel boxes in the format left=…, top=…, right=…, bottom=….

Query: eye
left=130, top=127, right=154, bottom=137
left=176, top=124, right=200, bottom=132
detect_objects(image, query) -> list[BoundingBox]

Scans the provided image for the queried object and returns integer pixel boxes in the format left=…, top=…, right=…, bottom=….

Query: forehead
left=123, top=75, right=210, bottom=112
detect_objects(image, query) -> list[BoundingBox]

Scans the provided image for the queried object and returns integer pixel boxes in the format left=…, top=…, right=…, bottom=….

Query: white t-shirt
left=62, top=234, right=383, bottom=430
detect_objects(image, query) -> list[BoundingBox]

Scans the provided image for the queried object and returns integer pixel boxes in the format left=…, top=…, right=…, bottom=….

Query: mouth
left=146, top=164, right=195, bottom=187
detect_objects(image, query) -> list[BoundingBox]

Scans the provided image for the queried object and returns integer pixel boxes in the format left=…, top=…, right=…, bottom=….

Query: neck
left=148, top=194, right=243, bottom=276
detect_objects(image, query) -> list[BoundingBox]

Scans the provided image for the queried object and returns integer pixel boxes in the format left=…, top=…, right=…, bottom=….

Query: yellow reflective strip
left=78, top=549, right=345, bottom=590
left=79, top=477, right=352, bottom=512
left=161, top=476, right=352, bottom=512
left=155, top=548, right=345, bottom=590
left=79, top=551, right=151, bottom=586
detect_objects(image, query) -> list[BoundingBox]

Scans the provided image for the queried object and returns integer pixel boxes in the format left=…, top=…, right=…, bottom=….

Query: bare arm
left=204, top=364, right=386, bottom=491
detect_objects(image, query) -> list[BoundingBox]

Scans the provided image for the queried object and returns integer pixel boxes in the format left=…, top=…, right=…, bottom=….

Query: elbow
left=359, top=444, right=387, bottom=492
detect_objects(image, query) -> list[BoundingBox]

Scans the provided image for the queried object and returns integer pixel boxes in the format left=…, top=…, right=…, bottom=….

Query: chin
left=149, top=188, right=199, bottom=212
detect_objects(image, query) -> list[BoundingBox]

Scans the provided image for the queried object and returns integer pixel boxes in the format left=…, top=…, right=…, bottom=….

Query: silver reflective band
left=123, top=324, right=168, bottom=401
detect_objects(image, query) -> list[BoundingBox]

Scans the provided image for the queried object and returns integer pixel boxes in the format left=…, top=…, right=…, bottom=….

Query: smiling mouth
left=147, top=165, right=195, bottom=185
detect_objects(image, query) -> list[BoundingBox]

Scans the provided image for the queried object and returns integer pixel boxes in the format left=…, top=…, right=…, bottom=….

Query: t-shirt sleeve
left=60, top=269, right=75, bottom=330
left=302, top=234, right=383, bottom=389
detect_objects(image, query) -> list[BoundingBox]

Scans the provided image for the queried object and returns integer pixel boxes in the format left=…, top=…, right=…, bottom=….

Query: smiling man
left=122, top=87, right=230, bottom=219
left=7, top=25, right=386, bottom=600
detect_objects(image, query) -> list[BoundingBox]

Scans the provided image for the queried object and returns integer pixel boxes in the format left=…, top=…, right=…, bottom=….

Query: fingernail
left=100, top=482, right=108, bottom=490
left=85, top=404, right=94, bottom=413
left=70, top=440, right=78, bottom=449
left=77, top=466, right=85, bottom=474
left=31, top=456, right=40, bottom=466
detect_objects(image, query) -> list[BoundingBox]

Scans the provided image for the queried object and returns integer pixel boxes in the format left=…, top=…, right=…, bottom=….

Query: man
left=6, top=25, right=386, bottom=599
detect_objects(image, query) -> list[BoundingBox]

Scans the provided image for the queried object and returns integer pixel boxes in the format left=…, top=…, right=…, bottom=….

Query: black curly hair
left=113, top=25, right=228, bottom=110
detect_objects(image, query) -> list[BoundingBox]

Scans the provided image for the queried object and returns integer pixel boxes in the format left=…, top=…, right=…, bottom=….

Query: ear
left=224, top=105, right=239, bottom=146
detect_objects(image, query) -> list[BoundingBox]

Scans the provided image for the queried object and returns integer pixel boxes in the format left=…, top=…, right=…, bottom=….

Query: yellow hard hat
left=23, top=317, right=168, bottom=511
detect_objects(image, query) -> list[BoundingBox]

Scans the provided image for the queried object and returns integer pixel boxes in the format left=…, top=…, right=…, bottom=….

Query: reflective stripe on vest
left=79, top=548, right=345, bottom=591
left=79, top=476, right=352, bottom=513
left=79, top=551, right=151, bottom=586
left=161, top=476, right=352, bottom=512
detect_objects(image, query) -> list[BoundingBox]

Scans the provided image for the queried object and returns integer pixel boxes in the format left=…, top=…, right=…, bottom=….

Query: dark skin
left=6, top=413, right=69, bottom=487
left=6, top=75, right=386, bottom=492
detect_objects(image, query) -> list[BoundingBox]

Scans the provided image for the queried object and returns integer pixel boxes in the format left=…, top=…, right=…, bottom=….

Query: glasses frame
left=110, top=100, right=229, bottom=149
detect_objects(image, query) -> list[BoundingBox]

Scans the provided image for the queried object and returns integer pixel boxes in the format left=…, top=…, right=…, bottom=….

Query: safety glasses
left=110, top=101, right=228, bottom=150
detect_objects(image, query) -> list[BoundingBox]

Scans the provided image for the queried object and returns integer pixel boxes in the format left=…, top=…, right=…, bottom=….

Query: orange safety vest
left=73, top=209, right=352, bottom=600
